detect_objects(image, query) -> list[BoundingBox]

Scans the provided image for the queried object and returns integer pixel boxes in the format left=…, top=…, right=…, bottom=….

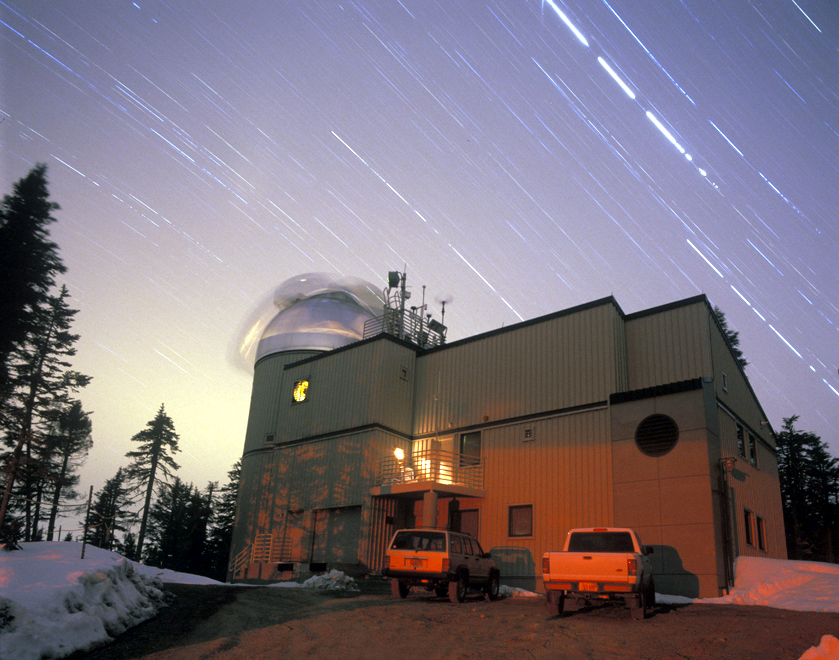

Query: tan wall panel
left=245, top=339, right=416, bottom=450
left=717, top=411, right=786, bottom=559
left=412, top=302, right=622, bottom=436
left=626, top=301, right=711, bottom=391
left=476, top=409, right=613, bottom=579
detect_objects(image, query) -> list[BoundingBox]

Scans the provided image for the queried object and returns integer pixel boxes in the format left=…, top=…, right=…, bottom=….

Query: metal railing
left=376, top=448, right=484, bottom=489
left=230, top=534, right=295, bottom=578
left=363, top=308, right=446, bottom=348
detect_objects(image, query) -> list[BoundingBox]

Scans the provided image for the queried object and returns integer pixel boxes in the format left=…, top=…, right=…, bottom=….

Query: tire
left=630, top=589, right=647, bottom=620
left=484, top=572, right=500, bottom=601
left=391, top=579, right=409, bottom=599
left=647, top=578, right=656, bottom=608
left=546, top=590, right=565, bottom=617
left=448, top=573, right=467, bottom=603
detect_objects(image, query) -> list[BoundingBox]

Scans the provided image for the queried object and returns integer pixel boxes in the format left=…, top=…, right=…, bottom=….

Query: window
left=744, top=509, right=755, bottom=547
left=508, top=505, right=533, bottom=537
left=460, top=431, right=481, bottom=467
left=736, top=424, right=746, bottom=458
left=450, top=535, right=462, bottom=554
left=756, top=516, right=767, bottom=551
left=292, top=379, right=309, bottom=403
left=748, top=433, right=758, bottom=467
left=722, top=372, right=728, bottom=392
left=265, top=433, right=275, bottom=445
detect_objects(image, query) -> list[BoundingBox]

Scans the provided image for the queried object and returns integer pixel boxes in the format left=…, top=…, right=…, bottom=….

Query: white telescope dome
left=254, top=274, right=380, bottom=361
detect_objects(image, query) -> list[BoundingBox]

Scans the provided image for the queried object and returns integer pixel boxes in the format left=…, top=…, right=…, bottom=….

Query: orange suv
left=383, top=529, right=500, bottom=603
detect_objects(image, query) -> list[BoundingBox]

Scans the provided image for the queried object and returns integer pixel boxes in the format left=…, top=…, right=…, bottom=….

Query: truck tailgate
left=546, top=552, right=635, bottom=584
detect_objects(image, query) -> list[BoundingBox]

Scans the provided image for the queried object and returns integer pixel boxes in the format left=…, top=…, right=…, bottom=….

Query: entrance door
left=310, top=506, right=362, bottom=564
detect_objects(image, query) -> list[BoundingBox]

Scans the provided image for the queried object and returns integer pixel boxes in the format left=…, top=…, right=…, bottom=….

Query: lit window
left=757, top=516, right=767, bottom=551
left=508, top=505, right=532, bottom=537
left=292, top=380, right=309, bottom=403
left=744, top=509, right=755, bottom=547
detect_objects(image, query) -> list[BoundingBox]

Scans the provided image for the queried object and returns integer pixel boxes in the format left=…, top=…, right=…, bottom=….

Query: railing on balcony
left=363, top=307, right=446, bottom=348
left=375, top=449, right=484, bottom=490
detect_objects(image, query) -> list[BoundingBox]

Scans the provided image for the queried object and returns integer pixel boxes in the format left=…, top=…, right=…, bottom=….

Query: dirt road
left=72, top=582, right=839, bottom=660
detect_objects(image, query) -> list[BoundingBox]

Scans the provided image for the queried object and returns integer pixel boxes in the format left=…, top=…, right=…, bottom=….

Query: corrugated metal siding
left=709, top=317, right=772, bottom=446
left=717, top=410, right=786, bottom=559
left=412, top=303, right=621, bottom=436
left=625, top=302, right=712, bottom=391
left=246, top=339, right=416, bottom=449
left=231, top=427, right=406, bottom=568
left=242, top=351, right=319, bottom=454
left=478, top=408, right=613, bottom=572
left=311, top=506, right=362, bottom=563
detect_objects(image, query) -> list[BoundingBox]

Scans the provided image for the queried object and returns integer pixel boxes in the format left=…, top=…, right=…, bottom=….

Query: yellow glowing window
left=292, top=380, right=308, bottom=403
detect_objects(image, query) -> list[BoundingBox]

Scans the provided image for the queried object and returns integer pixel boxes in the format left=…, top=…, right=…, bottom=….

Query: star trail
left=1, top=0, right=836, bottom=496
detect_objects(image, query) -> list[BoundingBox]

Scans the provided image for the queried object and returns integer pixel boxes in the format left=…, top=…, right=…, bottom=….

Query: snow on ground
left=1, top=543, right=838, bottom=660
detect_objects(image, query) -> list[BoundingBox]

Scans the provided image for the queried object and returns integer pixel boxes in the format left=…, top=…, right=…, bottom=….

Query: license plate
left=408, top=558, right=424, bottom=567
left=579, top=582, right=598, bottom=592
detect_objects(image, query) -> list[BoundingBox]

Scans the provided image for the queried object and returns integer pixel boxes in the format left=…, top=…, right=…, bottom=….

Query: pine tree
left=0, top=285, right=91, bottom=535
left=0, top=164, right=65, bottom=386
left=776, top=415, right=839, bottom=561
left=713, top=306, right=748, bottom=370
left=85, top=469, right=132, bottom=551
left=124, top=405, right=181, bottom=558
left=206, top=460, right=240, bottom=581
left=144, top=478, right=213, bottom=574
left=44, top=400, right=92, bottom=540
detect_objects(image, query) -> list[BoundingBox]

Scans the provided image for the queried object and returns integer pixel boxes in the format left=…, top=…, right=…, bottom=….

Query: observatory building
left=229, top=272, right=786, bottom=597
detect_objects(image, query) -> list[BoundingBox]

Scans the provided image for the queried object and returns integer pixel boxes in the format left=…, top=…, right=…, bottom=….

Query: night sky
left=2, top=0, right=837, bottom=513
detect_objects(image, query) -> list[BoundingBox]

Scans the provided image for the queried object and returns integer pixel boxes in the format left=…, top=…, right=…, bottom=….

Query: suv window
left=450, top=534, right=463, bottom=554
left=461, top=536, right=474, bottom=555
left=390, top=530, right=447, bottom=551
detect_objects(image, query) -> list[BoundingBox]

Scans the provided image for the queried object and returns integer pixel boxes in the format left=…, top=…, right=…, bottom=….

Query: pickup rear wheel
left=546, top=591, right=565, bottom=617
left=448, top=573, right=467, bottom=603
left=630, top=589, right=647, bottom=620
left=391, top=579, right=410, bottom=599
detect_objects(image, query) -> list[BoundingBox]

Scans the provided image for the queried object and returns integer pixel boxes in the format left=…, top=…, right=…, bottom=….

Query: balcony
left=370, top=448, right=486, bottom=499
left=363, top=307, right=446, bottom=348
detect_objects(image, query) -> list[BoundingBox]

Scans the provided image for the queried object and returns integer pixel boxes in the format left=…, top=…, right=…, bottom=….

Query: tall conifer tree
left=124, top=405, right=181, bottom=558
left=0, top=286, right=91, bottom=534
left=0, top=164, right=65, bottom=386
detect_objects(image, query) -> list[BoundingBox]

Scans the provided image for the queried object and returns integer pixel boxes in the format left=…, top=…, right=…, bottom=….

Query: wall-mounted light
left=394, top=447, right=404, bottom=461
left=720, top=457, right=736, bottom=473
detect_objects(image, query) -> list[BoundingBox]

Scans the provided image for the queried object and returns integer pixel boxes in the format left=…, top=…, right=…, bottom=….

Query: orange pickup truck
left=541, top=527, right=655, bottom=620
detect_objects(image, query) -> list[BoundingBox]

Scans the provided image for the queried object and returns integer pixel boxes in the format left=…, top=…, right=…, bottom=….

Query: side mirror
left=643, top=546, right=654, bottom=555
left=483, top=552, right=492, bottom=559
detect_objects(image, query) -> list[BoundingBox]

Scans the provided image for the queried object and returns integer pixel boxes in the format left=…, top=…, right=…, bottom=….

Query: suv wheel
left=391, top=579, right=410, bottom=599
left=448, top=573, right=467, bottom=603
left=484, top=572, right=500, bottom=601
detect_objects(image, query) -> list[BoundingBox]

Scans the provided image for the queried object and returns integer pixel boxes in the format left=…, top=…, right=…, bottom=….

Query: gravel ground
left=70, top=582, right=839, bottom=660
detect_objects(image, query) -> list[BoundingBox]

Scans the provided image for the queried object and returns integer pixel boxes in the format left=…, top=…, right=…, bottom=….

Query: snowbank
left=707, top=556, right=839, bottom=613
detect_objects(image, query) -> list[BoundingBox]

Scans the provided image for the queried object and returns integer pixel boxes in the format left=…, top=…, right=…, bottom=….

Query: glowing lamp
left=394, top=448, right=404, bottom=461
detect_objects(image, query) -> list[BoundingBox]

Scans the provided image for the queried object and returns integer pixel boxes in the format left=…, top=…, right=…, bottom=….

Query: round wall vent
left=635, top=414, right=679, bottom=457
